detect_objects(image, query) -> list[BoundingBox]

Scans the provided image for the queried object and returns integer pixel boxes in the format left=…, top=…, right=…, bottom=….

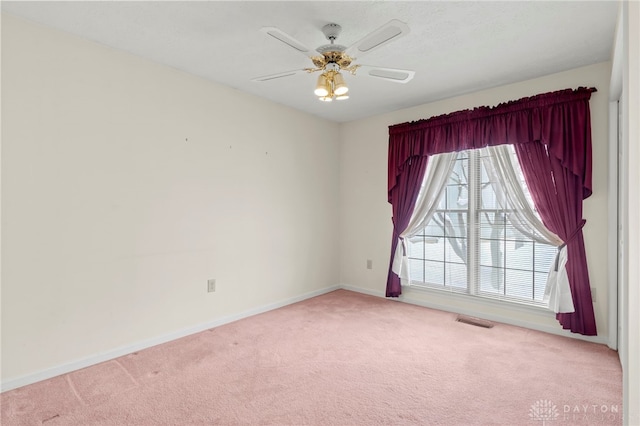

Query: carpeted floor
left=1, top=289, right=622, bottom=425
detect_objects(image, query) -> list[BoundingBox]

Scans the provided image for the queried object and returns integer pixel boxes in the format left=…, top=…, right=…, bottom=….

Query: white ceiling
left=2, top=1, right=619, bottom=123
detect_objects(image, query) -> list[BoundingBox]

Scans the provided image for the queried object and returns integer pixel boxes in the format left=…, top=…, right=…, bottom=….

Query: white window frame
left=407, top=148, right=555, bottom=309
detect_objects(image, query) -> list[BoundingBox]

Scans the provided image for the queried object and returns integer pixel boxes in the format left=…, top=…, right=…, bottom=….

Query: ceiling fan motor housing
left=317, top=23, right=347, bottom=54
left=322, top=23, right=342, bottom=42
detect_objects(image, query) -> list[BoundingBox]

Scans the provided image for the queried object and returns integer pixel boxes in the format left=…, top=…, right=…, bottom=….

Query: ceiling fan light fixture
left=314, top=74, right=330, bottom=97
left=333, top=72, right=349, bottom=95
left=319, top=96, right=333, bottom=102
left=336, top=94, right=349, bottom=101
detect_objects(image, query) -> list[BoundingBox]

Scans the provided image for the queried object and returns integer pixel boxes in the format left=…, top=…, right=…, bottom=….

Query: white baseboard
left=340, top=284, right=609, bottom=345
left=0, top=285, right=340, bottom=392
left=340, top=284, right=385, bottom=298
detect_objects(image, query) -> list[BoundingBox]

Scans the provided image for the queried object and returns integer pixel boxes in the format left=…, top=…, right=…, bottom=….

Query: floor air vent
left=456, top=315, right=494, bottom=329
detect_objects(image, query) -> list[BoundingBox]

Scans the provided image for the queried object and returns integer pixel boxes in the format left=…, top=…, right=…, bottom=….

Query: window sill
left=402, top=283, right=555, bottom=316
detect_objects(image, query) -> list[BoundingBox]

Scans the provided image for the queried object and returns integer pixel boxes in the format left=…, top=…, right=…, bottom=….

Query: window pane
left=410, top=259, right=424, bottom=283
left=535, top=244, right=557, bottom=272
left=504, top=221, right=530, bottom=242
left=479, top=212, right=505, bottom=240
left=424, top=219, right=445, bottom=238
left=424, top=260, right=444, bottom=286
left=480, top=184, right=500, bottom=210
left=437, top=189, right=448, bottom=210
left=407, top=237, right=424, bottom=259
left=479, top=238, right=504, bottom=268
left=442, top=212, right=467, bottom=236
left=479, top=156, right=491, bottom=183
left=445, top=236, right=467, bottom=264
left=445, top=186, right=466, bottom=209
left=505, top=269, right=534, bottom=299
left=447, top=158, right=468, bottom=209
left=479, top=265, right=504, bottom=294
left=446, top=262, right=468, bottom=289
left=534, top=272, right=548, bottom=302
left=479, top=156, right=500, bottom=210
left=506, top=240, right=534, bottom=271
left=424, top=236, right=443, bottom=260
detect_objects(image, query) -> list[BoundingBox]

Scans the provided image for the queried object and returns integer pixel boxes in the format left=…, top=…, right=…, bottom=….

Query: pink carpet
left=1, top=290, right=622, bottom=425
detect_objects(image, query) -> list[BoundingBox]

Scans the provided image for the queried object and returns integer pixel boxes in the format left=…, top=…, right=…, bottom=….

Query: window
left=406, top=146, right=557, bottom=305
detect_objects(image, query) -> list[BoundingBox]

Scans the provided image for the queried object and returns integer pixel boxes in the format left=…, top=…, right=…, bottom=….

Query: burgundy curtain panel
left=386, top=156, right=429, bottom=297
left=387, top=87, right=597, bottom=335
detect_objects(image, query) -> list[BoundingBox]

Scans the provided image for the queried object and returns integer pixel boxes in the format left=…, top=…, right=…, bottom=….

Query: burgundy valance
left=388, top=87, right=596, bottom=202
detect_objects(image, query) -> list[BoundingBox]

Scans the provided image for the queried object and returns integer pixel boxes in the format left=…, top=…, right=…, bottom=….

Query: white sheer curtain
left=392, top=152, right=457, bottom=287
left=484, top=145, right=574, bottom=313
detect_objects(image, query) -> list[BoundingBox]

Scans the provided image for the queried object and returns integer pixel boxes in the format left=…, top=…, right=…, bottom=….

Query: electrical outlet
left=207, top=279, right=216, bottom=293
left=366, top=259, right=373, bottom=270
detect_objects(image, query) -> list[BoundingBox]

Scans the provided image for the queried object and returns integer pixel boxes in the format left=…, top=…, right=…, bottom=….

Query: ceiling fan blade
left=359, top=66, right=415, bottom=83
left=346, top=19, right=410, bottom=57
left=251, top=69, right=305, bottom=82
left=261, top=27, right=312, bottom=57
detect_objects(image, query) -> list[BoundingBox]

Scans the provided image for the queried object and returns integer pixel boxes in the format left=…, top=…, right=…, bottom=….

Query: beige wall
left=1, top=14, right=340, bottom=384
left=339, top=62, right=612, bottom=342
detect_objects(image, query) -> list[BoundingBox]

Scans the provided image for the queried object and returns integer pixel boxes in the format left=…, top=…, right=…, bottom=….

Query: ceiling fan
left=252, top=20, right=415, bottom=102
